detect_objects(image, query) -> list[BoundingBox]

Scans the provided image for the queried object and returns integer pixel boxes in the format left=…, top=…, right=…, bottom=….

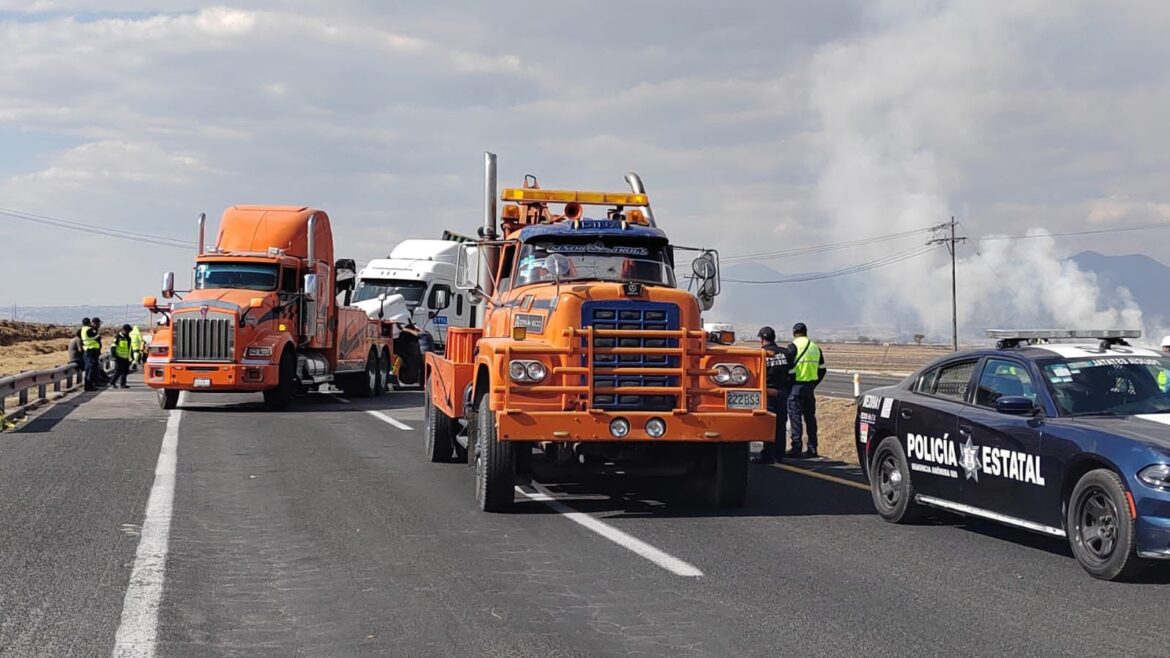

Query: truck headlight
left=508, top=360, right=547, bottom=383
left=1138, top=464, right=1170, bottom=489
left=246, top=346, right=273, bottom=358
left=710, top=363, right=749, bottom=386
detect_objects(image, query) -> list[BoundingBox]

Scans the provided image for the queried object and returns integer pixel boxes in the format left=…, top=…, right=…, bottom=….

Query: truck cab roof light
left=500, top=188, right=649, bottom=206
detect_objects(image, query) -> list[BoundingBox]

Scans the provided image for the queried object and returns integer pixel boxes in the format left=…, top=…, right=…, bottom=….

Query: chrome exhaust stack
left=480, top=152, right=498, bottom=298
left=196, top=212, right=206, bottom=256
left=624, top=172, right=655, bottom=226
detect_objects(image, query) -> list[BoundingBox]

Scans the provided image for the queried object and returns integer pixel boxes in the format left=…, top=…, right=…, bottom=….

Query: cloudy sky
left=1, top=1, right=1168, bottom=327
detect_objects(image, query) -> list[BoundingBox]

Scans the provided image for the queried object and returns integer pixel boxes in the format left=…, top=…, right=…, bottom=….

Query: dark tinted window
left=281, top=267, right=298, bottom=293
left=933, top=360, right=977, bottom=402
left=915, top=368, right=939, bottom=393
left=975, top=358, right=1036, bottom=407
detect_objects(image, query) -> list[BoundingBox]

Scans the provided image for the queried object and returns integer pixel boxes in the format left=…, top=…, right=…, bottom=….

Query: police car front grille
left=582, top=302, right=679, bottom=412
left=173, top=316, right=235, bottom=362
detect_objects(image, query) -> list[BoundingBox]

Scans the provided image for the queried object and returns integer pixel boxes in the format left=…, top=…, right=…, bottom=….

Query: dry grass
left=814, top=395, right=860, bottom=465
left=0, top=338, right=73, bottom=378
left=819, top=342, right=950, bottom=374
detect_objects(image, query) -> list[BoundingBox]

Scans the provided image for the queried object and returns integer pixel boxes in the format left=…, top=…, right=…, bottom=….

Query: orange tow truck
left=143, top=205, right=397, bottom=410
left=423, top=153, right=775, bottom=511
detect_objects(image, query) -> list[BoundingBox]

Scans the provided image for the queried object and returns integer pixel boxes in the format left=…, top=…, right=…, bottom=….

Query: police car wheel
left=870, top=437, right=922, bottom=523
left=1068, top=469, right=1145, bottom=581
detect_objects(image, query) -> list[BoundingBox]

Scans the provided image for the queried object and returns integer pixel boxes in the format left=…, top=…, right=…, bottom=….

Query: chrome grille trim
left=173, top=315, right=235, bottom=362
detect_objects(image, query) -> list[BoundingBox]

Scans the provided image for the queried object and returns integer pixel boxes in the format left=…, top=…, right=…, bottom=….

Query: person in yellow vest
left=1160, top=336, right=1170, bottom=393
left=81, top=317, right=103, bottom=391
left=785, top=322, right=826, bottom=458
left=110, top=324, right=133, bottom=389
left=129, top=325, right=144, bottom=368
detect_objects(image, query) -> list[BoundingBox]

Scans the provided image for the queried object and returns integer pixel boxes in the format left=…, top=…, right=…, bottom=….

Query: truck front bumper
left=496, top=409, right=775, bottom=443
left=144, top=361, right=277, bottom=392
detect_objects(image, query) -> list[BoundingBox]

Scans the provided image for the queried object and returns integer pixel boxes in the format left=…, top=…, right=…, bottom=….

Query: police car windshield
left=1041, top=356, right=1170, bottom=416
left=514, top=240, right=675, bottom=288
left=195, top=262, right=278, bottom=291
left=353, top=279, right=426, bottom=304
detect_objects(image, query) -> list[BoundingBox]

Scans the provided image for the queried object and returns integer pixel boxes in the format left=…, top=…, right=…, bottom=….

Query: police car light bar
left=986, top=329, right=1142, bottom=340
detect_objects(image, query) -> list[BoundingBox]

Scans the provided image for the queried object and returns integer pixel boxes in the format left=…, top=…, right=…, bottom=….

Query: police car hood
left=1066, top=414, right=1170, bottom=450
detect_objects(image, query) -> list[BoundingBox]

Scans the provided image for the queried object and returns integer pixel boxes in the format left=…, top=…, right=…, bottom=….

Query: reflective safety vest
left=81, top=327, right=100, bottom=351
left=113, top=334, right=131, bottom=360
left=130, top=326, right=143, bottom=351
left=791, top=336, right=822, bottom=383
left=1159, top=369, right=1169, bottom=393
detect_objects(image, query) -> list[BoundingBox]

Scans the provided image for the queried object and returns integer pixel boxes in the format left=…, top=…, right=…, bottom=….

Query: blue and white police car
left=855, top=330, right=1170, bottom=580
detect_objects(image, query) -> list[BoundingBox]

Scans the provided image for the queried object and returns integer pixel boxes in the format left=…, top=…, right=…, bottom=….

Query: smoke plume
left=807, top=1, right=1146, bottom=341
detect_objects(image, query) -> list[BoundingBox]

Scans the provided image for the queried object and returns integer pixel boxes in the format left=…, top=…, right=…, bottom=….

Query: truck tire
left=379, top=349, right=391, bottom=396
left=708, top=443, right=750, bottom=508
left=869, top=436, right=923, bottom=523
left=1067, top=469, right=1146, bottom=581
left=263, top=350, right=296, bottom=411
left=344, top=351, right=379, bottom=398
left=474, top=393, right=515, bottom=512
left=424, top=376, right=456, bottom=462
left=158, top=389, right=179, bottom=410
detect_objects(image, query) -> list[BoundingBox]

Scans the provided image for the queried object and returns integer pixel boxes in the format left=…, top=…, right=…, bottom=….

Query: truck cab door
left=898, top=359, right=979, bottom=503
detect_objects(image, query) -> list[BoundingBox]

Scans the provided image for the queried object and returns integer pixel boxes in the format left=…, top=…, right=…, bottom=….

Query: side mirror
left=303, top=273, right=318, bottom=301
left=692, top=254, right=717, bottom=280
left=544, top=253, right=571, bottom=280
left=455, top=246, right=476, bottom=291
left=996, top=396, right=1038, bottom=416
left=161, top=272, right=175, bottom=299
left=377, top=292, right=387, bottom=319
left=428, top=285, right=452, bottom=311
left=697, top=278, right=717, bottom=311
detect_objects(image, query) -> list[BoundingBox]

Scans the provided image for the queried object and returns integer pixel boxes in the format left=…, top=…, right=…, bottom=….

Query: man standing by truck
left=752, top=326, right=790, bottom=465
left=786, top=322, right=826, bottom=458
left=81, top=317, right=103, bottom=391
left=110, top=324, right=133, bottom=389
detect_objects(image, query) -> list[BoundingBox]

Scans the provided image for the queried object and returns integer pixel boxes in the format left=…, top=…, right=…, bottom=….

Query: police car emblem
left=959, top=437, right=982, bottom=482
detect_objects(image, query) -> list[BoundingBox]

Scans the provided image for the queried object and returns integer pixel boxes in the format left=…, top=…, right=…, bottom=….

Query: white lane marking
left=112, top=409, right=181, bottom=657
left=516, top=486, right=703, bottom=578
left=367, top=410, right=413, bottom=431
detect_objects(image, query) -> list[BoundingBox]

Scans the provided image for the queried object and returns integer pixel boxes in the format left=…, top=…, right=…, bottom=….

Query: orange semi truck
left=143, top=205, right=396, bottom=410
left=423, top=154, right=775, bottom=511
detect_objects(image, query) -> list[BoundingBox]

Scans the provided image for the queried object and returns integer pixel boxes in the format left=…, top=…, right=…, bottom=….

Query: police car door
left=897, top=358, right=978, bottom=502
left=960, top=357, right=1048, bottom=523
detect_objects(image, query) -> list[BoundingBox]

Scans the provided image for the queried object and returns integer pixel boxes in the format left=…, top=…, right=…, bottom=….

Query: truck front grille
left=582, top=301, right=679, bottom=411
left=173, top=315, right=235, bottom=362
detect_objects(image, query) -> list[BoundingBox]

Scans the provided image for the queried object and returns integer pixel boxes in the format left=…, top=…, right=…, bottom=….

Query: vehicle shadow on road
left=521, top=463, right=876, bottom=519
left=174, top=392, right=423, bottom=414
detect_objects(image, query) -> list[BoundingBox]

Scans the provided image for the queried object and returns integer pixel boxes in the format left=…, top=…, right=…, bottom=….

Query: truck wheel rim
left=1076, top=487, right=1118, bottom=563
left=877, top=453, right=901, bottom=508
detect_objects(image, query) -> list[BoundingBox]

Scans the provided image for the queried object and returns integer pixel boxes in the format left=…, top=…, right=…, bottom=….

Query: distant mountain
left=1070, top=251, right=1170, bottom=328
left=710, top=251, right=1170, bottom=340
left=2, top=305, right=151, bottom=327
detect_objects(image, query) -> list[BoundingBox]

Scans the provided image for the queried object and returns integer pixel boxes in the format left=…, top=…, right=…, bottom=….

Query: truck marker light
left=278, top=323, right=287, bottom=331
left=512, top=326, right=527, bottom=340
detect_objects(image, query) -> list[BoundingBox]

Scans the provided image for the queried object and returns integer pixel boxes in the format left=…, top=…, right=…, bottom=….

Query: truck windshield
left=353, top=279, right=427, bottom=305
left=514, top=239, right=675, bottom=288
left=1041, top=355, right=1170, bottom=416
left=194, top=262, right=278, bottom=291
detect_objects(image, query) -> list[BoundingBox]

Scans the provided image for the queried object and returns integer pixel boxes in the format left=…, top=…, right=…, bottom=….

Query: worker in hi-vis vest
left=1160, top=336, right=1170, bottom=393
left=81, top=317, right=103, bottom=391
left=785, top=322, right=826, bottom=458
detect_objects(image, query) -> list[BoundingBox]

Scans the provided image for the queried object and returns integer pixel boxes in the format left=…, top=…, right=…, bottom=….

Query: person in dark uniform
left=751, top=326, right=791, bottom=464
left=110, top=324, right=133, bottom=388
left=785, top=322, right=826, bottom=458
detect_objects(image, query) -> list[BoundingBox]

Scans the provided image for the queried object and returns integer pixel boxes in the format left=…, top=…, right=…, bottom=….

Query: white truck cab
left=353, top=239, right=476, bottom=349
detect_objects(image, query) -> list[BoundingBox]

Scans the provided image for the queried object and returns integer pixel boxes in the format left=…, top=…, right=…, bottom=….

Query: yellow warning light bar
left=501, top=188, right=649, bottom=206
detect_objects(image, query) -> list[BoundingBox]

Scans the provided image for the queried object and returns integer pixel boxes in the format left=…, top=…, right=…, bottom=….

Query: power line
left=977, top=221, right=1170, bottom=242
left=722, top=243, right=937, bottom=284
left=720, top=225, right=938, bottom=264
left=0, top=206, right=195, bottom=249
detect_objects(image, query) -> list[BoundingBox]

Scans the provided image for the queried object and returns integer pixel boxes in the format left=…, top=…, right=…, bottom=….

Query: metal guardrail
left=0, top=356, right=114, bottom=427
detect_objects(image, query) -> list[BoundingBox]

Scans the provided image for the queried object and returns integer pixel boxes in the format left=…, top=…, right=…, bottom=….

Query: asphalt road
left=819, top=370, right=904, bottom=398
left=2, top=374, right=1169, bottom=656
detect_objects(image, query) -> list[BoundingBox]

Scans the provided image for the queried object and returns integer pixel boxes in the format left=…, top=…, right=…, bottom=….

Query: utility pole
left=927, top=218, right=967, bottom=351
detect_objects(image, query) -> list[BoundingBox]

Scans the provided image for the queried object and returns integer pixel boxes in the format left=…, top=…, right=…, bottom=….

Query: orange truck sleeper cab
left=143, top=206, right=395, bottom=411
left=424, top=153, right=775, bottom=512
